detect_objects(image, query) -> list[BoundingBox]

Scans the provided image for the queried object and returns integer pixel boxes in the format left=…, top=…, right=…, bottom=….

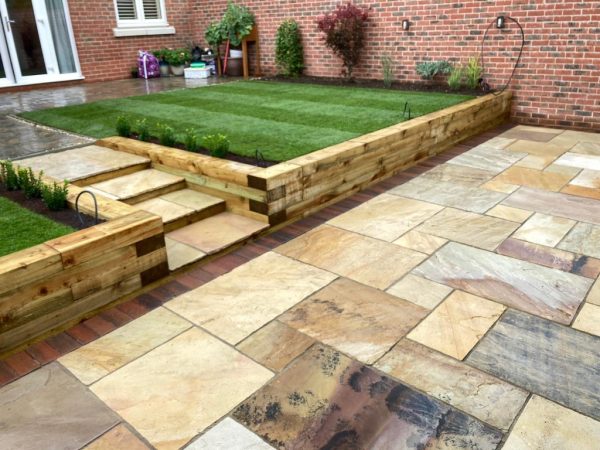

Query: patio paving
left=1, top=124, right=600, bottom=449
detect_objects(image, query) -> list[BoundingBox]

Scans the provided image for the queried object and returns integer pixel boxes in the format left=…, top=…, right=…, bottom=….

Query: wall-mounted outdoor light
left=402, top=19, right=410, bottom=31
left=496, top=15, right=506, bottom=29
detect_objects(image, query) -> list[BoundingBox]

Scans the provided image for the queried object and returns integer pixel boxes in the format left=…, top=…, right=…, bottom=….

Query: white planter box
left=184, top=68, right=211, bottom=79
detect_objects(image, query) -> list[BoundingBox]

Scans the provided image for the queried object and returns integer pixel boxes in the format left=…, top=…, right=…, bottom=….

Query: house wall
left=67, top=0, right=195, bottom=82
left=190, top=0, right=600, bottom=130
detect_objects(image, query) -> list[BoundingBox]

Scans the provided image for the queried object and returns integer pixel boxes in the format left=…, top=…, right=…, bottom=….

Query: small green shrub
left=416, top=60, right=453, bottom=80
left=381, top=55, right=394, bottom=88
left=41, top=180, right=69, bottom=211
left=17, top=168, right=44, bottom=198
left=136, top=118, right=151, bottom=142
left=448, top=65, right=465, bottom=90
left=275, top=19, right=304, bottom=77
left=202, top=134, right=230, bottom=158
left=184, top=128, right=200, bottom=152
left=165, top=48, right=191, bottom=66
left=116, top=115, right=131, bottom=137
left=465, top=56, right=483, bottom=89
left=158, top=124, right=176, bottom=147
left=0, top=160, right=19, bottom=191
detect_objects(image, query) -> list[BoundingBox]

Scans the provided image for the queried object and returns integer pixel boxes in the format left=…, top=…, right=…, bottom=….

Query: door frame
left=0, top=0, right=82, bottom=87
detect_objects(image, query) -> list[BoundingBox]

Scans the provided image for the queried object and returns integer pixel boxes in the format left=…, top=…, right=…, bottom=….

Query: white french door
left=0, top=0, right=81, bottom=87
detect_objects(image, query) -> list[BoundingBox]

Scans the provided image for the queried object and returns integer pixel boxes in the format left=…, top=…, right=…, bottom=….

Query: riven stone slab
left=573, top=303, right=600, bottom=337
left=419, top=163, right=496, bottom=186
left=555, top=152, right=600, bottom=171
left=467, top=309, right=600, bottom=421
left=390, top=178, right=506, bottom=213
left=447, top=145, right=526, bottom=174
left=375, top=339, right=528, bottom=431
left=492, top=166, right=573, bottom=192
left=414, top=242, right=591, bottom=324
left=557, top=222, right=600, bottom=259
left=503, top=187, right=600, bottom=225
left=233, top=345, right=503, bottom=449
left=84, top=424, right=149, bottom=450
left=512, top=213, right=575, bottom=247
left=186, top=418, right=275, bottom=449
left=386, top=274, right=452, bottom=309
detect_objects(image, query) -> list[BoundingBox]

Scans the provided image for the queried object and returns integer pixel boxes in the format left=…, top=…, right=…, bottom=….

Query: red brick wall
left=189, top=0, right=600, bottom=130
left=68, top=0, right=195, bottom=82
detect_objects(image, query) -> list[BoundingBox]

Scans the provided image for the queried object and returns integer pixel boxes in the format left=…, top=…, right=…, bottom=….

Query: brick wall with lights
left=189, top=0, right=600, bottom=130
left=67, top=0, right=194, bottom=82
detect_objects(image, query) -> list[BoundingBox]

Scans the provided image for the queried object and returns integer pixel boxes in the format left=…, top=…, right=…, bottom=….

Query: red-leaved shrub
left=317, top=2, right=370, bottom=79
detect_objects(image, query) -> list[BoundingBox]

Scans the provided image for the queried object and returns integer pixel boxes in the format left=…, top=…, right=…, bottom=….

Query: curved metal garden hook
left=75, top=190, right=99, bottom=226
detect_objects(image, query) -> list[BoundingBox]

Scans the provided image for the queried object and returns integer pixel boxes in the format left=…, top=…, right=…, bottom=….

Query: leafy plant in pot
left=166, top=49, right=191, bottom=76
left=219, top=1, right=255, bottom=76
left=152, top=49, right=171, bottom=77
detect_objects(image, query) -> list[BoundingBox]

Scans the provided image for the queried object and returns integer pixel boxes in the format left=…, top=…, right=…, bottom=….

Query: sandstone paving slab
left=419, top=163, right=496, bottom=186
left=160, top=188, right=224, bottom=210
left=491, top=166, right=574, bottom=192
left=570, top=141, right=600, bottom=156
left=59, top=307, right=191, bottom=385
left=167, top=212, right=268, bottom=255
left=512, top=213, right=575, bottom=247
left=0, top=363, right=119, bottom=450
left=555, top=152, right=600, bottom=171
left=135, top=197, right=195, bottom=223
left=166, top=252, right=336, bottom=345
left=558, top=130, right=600, bottom=144
left=506, top=139, right=573, bottom=156
left=186, top=418, right=275, bottom=449
left=481, top=178, right=519, bottom=194
left=560, top=184, right=600, bottom=200
left=88, top=169, right=183, bottom=201
left=513, top=153, right=557, bottom=170
left=502, top=395, right=600, bottom=450
left=165, top=237, right=206, bottom=271
left=569, top=169, right=600, bottom=189
left=84, top=424, right=150, bottom=450
left=386, top=274, right=453, bottom=309
left=446, top=145, right=526, bottom=174
left=91, top=328, right=273, bottom=450
left=557, top=222, right=600, bottom=259
left=237, top=321, right=315, bottom=372
left=414, top=242, right=592, bottom=325
left=276, top=225, right=427, bottom=289
left=587, top=278, right=600, bottom=306
left=467, top=309, right=600, bottom=421
left=415, top=207, right=519, bottom=251
left=572, top=303, right=600, bottom=337
left=390, top=177, right=507, bottom=213
left=544, top=162, right=581, bottom=177
left=393, top=229, right=447, bottom=254
left=500, top=126, right=563, bottom=142
left=327, top=193, right=442, bottom=242
left=232, top=345, right=503, bottom=449
left=280, top=278, right=428, bottom=364
left=485, top=204, right=533, bottom=223
left=407, top=291, right=505, bottom=360
left=503, top=187, right=600, bottom=225
left=374, top=339, right=528, bottom=431
left=497, top=238, right=600, bottom=279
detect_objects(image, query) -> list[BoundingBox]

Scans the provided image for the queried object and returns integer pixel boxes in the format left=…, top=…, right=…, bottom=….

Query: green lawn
left=21, top=81, right=473, bottom=162
left=0, top=197, right=74, bottom=257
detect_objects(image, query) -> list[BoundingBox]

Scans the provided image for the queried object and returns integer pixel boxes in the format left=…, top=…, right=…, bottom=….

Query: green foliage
left=202, top=134, right=230, bottom=158
left=221, top=1, right=255, bottom=47
left=416, top=60, right=453, bottom=80
left=165, top=49, right=191, bottom=66
left=381, top=55, right=394, bottom=89
left=465, top=56, right=483, bottom=90
left=448, top=65, right=465, bottom=90
left=275, top=20, right=304, bottom=77
left=0, top=160, right=19, bottom=191
left=317, top=2, right=369, bottom=79
left=152, top=49, right=169, bottom=62
left=184, top=128, right=200, bottom=152
left=158, top=123, right=176, bottom=147
left=41, top=180, right=69, bottom=211
left=205, top=22, right=226, bottom=52
left=136, top=118, right=151, bottom=142
left=116, top=115, right=131, bottom=137
left=17, top=168, right=44, bottom=199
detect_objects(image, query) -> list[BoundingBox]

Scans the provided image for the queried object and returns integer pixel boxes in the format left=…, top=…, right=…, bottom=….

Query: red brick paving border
left=0, top=124, right=513, bottom=388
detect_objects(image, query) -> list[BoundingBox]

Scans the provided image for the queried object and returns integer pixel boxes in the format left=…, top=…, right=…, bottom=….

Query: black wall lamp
left=496, top=15, right=506, bottom=29
left=402, top=19, right=410, bottom=31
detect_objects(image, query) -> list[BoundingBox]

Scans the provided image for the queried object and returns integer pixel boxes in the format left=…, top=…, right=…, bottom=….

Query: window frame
left=113, top=0, right=168, bottom=28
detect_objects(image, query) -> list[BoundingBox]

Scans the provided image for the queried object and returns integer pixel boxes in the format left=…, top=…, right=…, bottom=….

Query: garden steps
left=135, top=189, right=226, bottom=233
left=85, top=169, right=186, bottom=205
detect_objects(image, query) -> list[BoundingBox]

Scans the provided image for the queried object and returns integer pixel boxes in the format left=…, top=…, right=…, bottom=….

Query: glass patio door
left=0, top=0, right=80, bottom=86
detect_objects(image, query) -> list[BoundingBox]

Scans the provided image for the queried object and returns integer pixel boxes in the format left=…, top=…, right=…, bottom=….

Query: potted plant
left=152, top=49, right=170, bottom=77
left=217, top=1, right=255, bottom=76
left=166, top=48, right=191, bottom=76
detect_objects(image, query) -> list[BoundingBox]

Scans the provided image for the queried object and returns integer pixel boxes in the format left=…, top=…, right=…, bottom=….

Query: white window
left=113, top=0, right=175, bottom=36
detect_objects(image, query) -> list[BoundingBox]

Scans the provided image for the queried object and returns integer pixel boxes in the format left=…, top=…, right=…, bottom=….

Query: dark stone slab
left=233, top=345, right=503, bottom=449
left=468, top=309, right=600, bottom=421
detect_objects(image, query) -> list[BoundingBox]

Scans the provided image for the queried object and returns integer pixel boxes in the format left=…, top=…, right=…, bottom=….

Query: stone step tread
left=87, top=169, right=184, bottom=201
left=160, top=189, right=225, bottom=211
left=167, top=212, right=268, bottom=256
